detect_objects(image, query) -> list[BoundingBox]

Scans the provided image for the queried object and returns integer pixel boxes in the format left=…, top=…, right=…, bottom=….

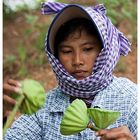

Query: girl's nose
left=72, top=52, right=84, bottom=66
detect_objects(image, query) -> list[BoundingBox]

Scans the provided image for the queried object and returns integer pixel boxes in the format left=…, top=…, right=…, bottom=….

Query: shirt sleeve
left=4, top=113, right=42, bottom=140
left=127, top=94, right=137, bottom=138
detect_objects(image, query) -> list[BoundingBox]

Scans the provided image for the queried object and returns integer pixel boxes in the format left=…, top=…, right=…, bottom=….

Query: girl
left=4, top=2, right=137, bottom=139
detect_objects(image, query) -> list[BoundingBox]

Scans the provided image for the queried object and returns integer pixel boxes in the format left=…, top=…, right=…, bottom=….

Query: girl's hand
left=96, top=126, right=135, bottom=140
left=3, top=79, right=21, bottom=118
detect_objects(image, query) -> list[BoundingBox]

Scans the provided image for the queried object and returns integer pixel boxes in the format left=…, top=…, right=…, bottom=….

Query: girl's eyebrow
left=81, top=41, right=97, bottom=46
left=59, top=44, right=72, bottom=49
left=59, top=41, right=98, bottom=49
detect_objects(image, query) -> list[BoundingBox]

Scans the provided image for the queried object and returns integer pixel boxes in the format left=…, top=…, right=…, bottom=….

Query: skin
left=58, top=30, right=102, bottom=80
left=96, top=126, right=135, bottom=140
left=3, top=30, right=135, bottom=140
left=3, top=79, right=21, bottom=118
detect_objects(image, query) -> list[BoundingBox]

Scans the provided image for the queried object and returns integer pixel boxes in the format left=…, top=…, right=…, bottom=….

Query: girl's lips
left=72, top=71, right=87, bottom=80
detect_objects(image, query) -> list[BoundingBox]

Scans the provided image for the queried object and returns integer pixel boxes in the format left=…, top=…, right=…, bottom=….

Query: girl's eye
left=61, top=50, right=72, bottom=54
left=83, top=47, right=94, bottom=52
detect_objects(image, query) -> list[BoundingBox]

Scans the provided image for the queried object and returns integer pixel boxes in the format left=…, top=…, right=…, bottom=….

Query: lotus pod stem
left=87, top=121, right=100, bottom=131
left=3, top=94, right=25, bottom=136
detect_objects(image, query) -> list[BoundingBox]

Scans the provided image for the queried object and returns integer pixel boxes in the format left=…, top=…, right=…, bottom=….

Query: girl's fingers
left=96, top=129, right=108, bottom=136
left=7, top=79, right=21, bottom=87
left=99, top=129, right=122, bottom=139
left=97, top=126, right=134, bottom=140
left=3, top=83, right=21, bottom=94
left=3, top=95, right=16, bottom=118
left=3, top=94, right=16, bottom=105
left=4, top=110, right=11, bottom=118
left=3, top=79, right=21, bottom=94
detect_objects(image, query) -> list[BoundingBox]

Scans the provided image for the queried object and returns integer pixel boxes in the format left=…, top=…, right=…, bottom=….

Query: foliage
left=3, top=0, right=136, bottom=26
left=17, top=44, right=27, bottom=63
left=98, top=0, right=136, bottom=26
left=4, top=6, right=50, bottom=77
left=4, top=55, right=17, bottom=64
left=3, top=55, right=17, bottom=73
left=17, top=43, right=28, bottom=77
left=24, top=13, right=49, bottom=52
left=115, top=58, right=127, bottom=72
left=3, top=0, right=136, bottom=35
left=3, top=3, right=16, bottom=21
left=3, top=54, right=20, bottom=79
left=25, top=14, right=38, bottom=25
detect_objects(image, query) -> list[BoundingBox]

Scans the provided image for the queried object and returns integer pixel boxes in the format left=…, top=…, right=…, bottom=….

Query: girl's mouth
left=72, top=70, right=87, bottom=80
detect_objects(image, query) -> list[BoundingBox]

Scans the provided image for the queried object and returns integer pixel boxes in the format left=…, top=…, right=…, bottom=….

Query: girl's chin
left=74, top=76, right=87, bottom=80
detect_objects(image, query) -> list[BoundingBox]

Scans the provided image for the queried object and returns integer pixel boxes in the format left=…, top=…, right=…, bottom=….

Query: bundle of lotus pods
left=60, top=99, right=120, bottom=135
left=3, top=79, right=46, bottom=135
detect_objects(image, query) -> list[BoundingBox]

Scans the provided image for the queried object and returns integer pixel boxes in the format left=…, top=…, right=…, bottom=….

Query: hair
left=54, top=18, right=102, bottom=58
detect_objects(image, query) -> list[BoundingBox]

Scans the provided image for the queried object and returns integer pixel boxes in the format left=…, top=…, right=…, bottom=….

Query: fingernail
left=17, top=82, right=22, bottom=87
left=95, top=132, right=99, bottom=136
left=15, top=87, right=20, bottom=93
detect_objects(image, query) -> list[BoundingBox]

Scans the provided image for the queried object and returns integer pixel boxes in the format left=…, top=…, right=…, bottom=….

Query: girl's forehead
left=59, top=31, right=102, bottom=49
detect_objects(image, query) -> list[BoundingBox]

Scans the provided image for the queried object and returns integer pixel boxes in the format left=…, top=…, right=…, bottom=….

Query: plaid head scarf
left=41, top=2, right=131, bottom=106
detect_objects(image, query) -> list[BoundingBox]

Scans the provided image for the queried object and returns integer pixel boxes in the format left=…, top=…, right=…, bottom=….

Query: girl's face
left=58, top=30, right=102, bottom=80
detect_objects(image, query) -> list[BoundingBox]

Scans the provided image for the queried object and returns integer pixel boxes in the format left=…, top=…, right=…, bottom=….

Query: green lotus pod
left=88, top=108, right=120, bottom=130
left=60, top=99, right=90, bottom=135
left=3, top=79, right=46, bottom=136
left=20, top=79, right=46, bottom=114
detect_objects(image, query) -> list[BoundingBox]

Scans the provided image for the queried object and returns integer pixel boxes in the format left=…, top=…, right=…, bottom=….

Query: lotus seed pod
left=20, top=79, right=46, bottom=115
left=60, top=99, right=90, bottom=135
left=88, top=108, right=120, bottom=129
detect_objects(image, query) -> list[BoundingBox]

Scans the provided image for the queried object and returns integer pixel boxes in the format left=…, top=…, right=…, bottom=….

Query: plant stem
left=3, top=94, right=25, bottom=136
left=90, top=125, right=100, bottom=131
left=87, top=122, right=100, bottom=131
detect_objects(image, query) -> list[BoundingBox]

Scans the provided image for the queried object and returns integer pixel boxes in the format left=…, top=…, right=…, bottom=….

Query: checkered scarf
left=41, top=2, right=131, bottom=105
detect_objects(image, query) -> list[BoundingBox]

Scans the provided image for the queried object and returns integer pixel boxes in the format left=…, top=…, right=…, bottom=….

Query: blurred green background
left=3, top=0, right=137, bottom=90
